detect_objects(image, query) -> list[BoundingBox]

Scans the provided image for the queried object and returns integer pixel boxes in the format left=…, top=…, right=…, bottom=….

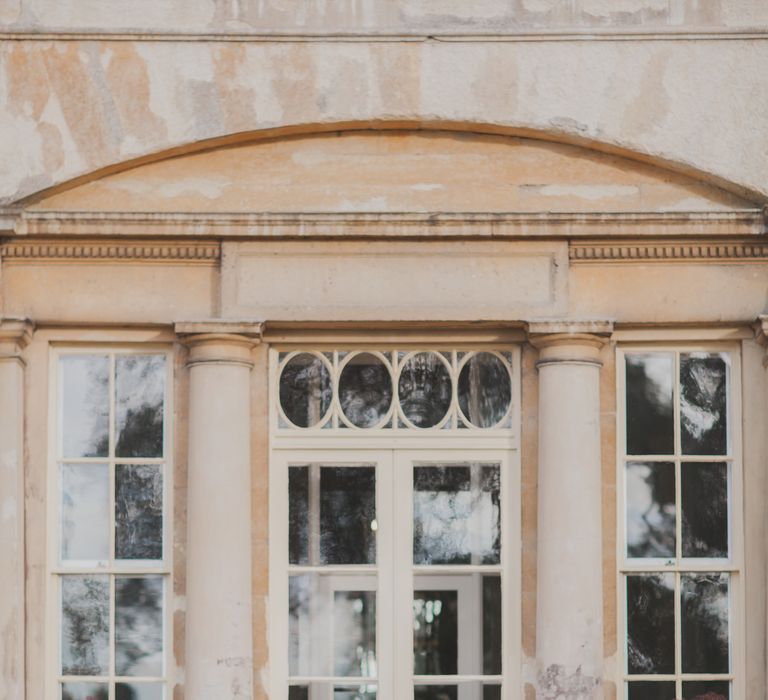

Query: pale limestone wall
left=2, top=38, right=768, bottom=208
left=2, top=0, right=768, bottom=33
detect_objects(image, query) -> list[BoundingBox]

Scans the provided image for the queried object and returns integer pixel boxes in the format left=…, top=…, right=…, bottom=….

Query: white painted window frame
left=269, top=345, right=522, bottom=700
left=616, top=343, right=745, bottom=700
left=45, top=344, right=175, bottom=700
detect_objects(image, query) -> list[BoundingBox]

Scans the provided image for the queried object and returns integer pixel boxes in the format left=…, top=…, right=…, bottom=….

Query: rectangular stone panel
left=222, top=241, right=567, bottom=320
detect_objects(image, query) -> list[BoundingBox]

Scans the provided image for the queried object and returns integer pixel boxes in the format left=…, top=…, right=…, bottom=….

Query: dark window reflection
left=288, top=688, right=308, bottom=700
left=626, top=574, right=675, bottom=674
left=682, top=681, right=730, bottom=700
left=680, top=354, right=728, bottom=455
left=115, top=577, right=164, bottom=676
left=116, top=465, right=163, bottom=560
left=280, top=354, right=332, bottom=428
left=682, top=463, right=728, bottom=558
left=627, top=681, right=676, bottom=700
left=413, top=590, right=458, bottom=675
left=413, top=465, right=500, bottom=565
left=681, top=573, right=729, bottom=674
left=61, top=576, right=110, bottom=675
left=482, top=576, right=502, bottom=675
left=625, top=462, right=675, bottom=558
left=115, top=355, right=165, bottom=458
left=334, top=685, right=377, bottom=699
left=482, top=686, right=501, bottom=700
left=626, top=354, right=674, bottom=455
left=414, top=686, right=457, bottom=700
left=62, top=683, right=109, bottom=700
left=320, top=468, right=376, bottom=565
left=289, top=466, right=309, bottom=565
left=458, top=353, right=512, bottom=428
left=115, top=683, right=163, bottom=700
left=340, top=353, right=392, bottom=428
left=399, top=353, right=452, bottom=428
left=334, top=592, right=377, bottom=677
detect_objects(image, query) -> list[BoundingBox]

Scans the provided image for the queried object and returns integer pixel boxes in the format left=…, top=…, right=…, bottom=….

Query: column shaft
left=0, top=319, right=32, bottom=700
left=182, top=328, right=258, bottom=699
left=531, top=323, right=610, bottom=699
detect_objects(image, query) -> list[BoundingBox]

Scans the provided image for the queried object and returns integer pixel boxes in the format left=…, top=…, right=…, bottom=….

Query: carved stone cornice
left=570, top=239, right=768, bottom=263
left=0, top=240, right=220, bottom=264
left=1, top=209, right=764, bottom=239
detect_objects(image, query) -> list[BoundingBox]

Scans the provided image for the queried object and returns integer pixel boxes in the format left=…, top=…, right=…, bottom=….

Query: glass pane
left=625, top=354, right=674, bottom=455
left=398, top=353, right=451, bottom=428
left=61, top=463, right=109, bottom=562
left=289, top=466, right=376, bottom=566
left=626, top=573, right=675, bottom=674
left=457, top=353, right=512, bottom=428
left=681, top=573, right=729, bottom=673
left=413, top=574, right=501, bottom=676
left=289, top=688, right=308, bottom=700
left=61, top=355, right=110, bottom=458
left=335, top=685, right=377, bottom=699
left=625, top=461, right=675, bottom=559
left=116, top=684, right=164, bottom=700
left=62, top=683, right=109, bottom=700
left=61, top=575, right=110, bottom=675
left=115, top=355, right=165, bottom=458
left=415, top=684, right=498, bottom=700
left=339, top=353, right=392, bottom=428
left=289, top=574, right=377, bottom=677
left=682, top=462, right=729, bottom=558
left=280, top=353, right=332, bottom=428
left=116, top=464, right=163, bottom=560
left=680, top=353, right=728, bottom=455
left=289, top=466, right=309, bottom=565
left=413, top=464, right=500, bottom=565
left=627, top=681, right=676, bottom=700
left=682, top=681, right=730, bottom=700
left=115, top=576, right=164, bottom=676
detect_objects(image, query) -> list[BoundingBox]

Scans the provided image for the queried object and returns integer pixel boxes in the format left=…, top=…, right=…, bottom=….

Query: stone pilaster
left=0, top=318, right=33, bottom=700
left=176, top=321, right=262, bottom=700
left=528, top=320, right=613, bottom=700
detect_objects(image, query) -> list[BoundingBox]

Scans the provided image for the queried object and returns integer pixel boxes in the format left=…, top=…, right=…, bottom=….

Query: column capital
left=175, top=320, right=263, bottom=368
left=0, top=318, right=34, bottom=363
left=527, top=319, right=614, bottom=368
left=754, top=315, right=768, bottom=345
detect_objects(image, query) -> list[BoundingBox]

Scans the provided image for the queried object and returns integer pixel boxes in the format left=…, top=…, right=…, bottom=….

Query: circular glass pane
left=279, top=353, right=332, bottom=428
left=458, top=352, right=512, bottom=428
left=398, top=352, right=451, bottom=428
left=339, top=353, right=393, bottom=428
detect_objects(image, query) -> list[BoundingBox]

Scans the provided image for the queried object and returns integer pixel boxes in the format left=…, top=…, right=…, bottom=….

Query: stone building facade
left=1, top=2, right=768, bottom=699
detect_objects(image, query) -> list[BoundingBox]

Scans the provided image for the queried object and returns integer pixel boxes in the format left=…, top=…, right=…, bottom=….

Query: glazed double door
left=270, top=448, right=517, bottom=700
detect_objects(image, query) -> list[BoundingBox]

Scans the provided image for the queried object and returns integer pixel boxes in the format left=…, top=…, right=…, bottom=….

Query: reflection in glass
left=625, top=462, right=675, bottom=558
left=116, top=465, right=163, bottom=560
left=414, top=465, right=500, bottom=565
left=289, top=466, right=309, bottom=565
left=398, top=353, right=451, bottom=428
left=458, top=353, right=512, bottom=428
left=680, top=354, right=728, bottom=455
left=289, top=688, right=308, bottom=700
left=289, top=575, right=376, bottom=677
left=625, top=354, right=674, bottom=456
left=681, top=573, right=729, bottom=674
left=280, top=353, right=332, bottom=428
left=115, top=577, right=164, bottom=676
left=415, top=684, right=499, bottom=700
left=61, top=575, right=110, bottom=675
left=62, top=683, right=109, bottom=700
left=334, top=686, right=377, bottom=700
left=682, top=463, right=728, bottom=558
left=415, top=687, right=457, bottom=700
left=61, top=355, right=110, bottom=458
left=61, top=464, right=109, bottom=562
left=682, top=681, right=730, bottom=700
left=321, top=468, right=376, bottom=565
left=413, top=575, right=501, bottom=676
left=626, top=574, right=675, bottom=674
left=116, top=355, right=165, bottom=458
left=116, top=684, right=164, bottom=700
left=627, top=681, right=676, bottom=700
left=340, top=353, right=392, bottom=428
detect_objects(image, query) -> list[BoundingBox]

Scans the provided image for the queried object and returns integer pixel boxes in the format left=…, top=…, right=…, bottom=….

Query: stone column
left=177, top=321, right=262, bottom=700
left=0, top=318, right=33, bottom=700
left=528, top=320, right=612, bottom=700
